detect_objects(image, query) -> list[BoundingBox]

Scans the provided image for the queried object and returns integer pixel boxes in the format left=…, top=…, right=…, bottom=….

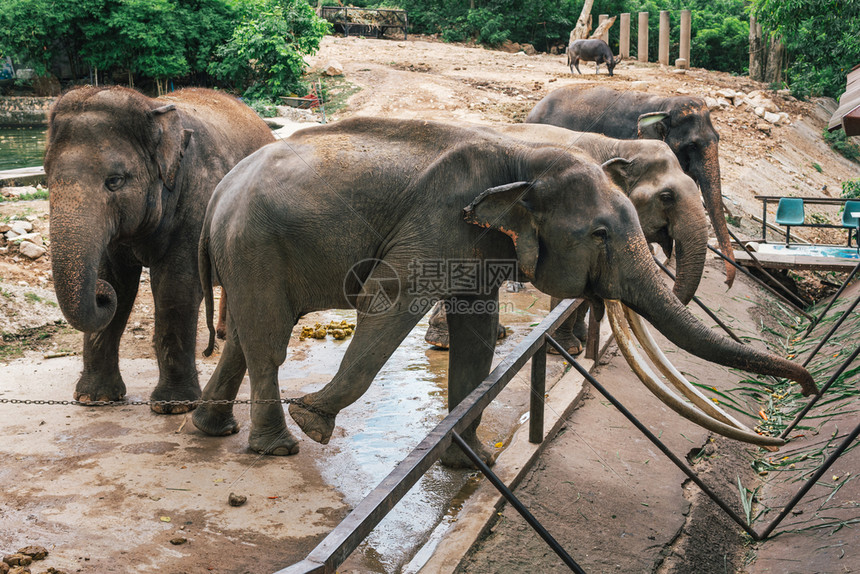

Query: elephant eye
left=659, top=190, right=675, bottom=205
left=591, top=227, right=608, bottom=241
left=105, top=175, right=125, bottom=191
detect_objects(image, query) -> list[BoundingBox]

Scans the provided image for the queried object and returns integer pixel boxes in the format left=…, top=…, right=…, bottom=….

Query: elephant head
left=637, top=99, right=735, bottom=287
left=463, top=162, right=816, bottom=445
left=44, top=86, right=191, bottom=333
left=490, top=124, right=708, bottom=305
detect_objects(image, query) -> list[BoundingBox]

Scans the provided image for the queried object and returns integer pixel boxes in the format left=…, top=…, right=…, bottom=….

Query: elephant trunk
left=50, top=186, right=118, bottom=333
left=619, top=239, right=816, bottom=396
left=692, top=143, right=736, bottom=287
left=668, top=194, right=709, bottom=305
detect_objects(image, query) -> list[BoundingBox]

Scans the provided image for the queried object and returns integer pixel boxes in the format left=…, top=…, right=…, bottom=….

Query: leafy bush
left=752, top=0, right=860, bottom=99
left=823, top=129, right=860, bottom=163
left=843, top=178, right=860, bottom=200
left=209, top=0, right=330, bottom=99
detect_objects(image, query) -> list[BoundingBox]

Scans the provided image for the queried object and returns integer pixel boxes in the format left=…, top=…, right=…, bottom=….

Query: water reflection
left=0, top=127, right=46, bottom=170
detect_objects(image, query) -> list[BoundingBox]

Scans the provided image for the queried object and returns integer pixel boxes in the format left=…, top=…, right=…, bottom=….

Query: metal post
left=679, top=9, right=691, bottom=67
left=529, top=338, right=547, bottom=444
left=803, top=260, right=860, bottom=338
left=619, top=13, right=631, bottom=59
left=658, top=11, right=669, bottom=65
left=782, top=342, right=860, bottom=438
left=801, top=290, right=860, bottom=367
left=638, top=12, right=649, bottom=62
left=452, top=432, right=586, bottom=573
left=761, top=198, right=769, bottom=242
left=653, top=257, right=745, bottom=345
left=708, top=245, right=814, bottom=320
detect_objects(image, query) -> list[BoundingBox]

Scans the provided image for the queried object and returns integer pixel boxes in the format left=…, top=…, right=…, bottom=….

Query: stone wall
left=0, top=97, right=55, bottom=127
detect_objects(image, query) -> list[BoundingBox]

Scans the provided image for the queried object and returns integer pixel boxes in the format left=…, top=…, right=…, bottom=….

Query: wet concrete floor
left=0, top=285, right=564, bottom=573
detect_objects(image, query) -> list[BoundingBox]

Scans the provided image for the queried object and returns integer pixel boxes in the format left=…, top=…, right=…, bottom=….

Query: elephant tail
left=199, top=223, right=217, bottom=358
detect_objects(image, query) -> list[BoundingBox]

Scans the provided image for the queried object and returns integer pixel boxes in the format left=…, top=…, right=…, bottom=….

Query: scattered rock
left=11, top=221, right=34, bottom=234
left=9, top=232, right=43, bottom=246
left=671, top=68, right=686, bottom=75
left=674, top=58, right=688, bottom=69
left=19, top=241, right=47, bottom=260
left=16, top=548, right=46, bottom=562
left=169, top=537, right=187, bottom=545
left=2, top=555, right=31, bottom=567
left=704, top=97, right=719, bottom=110
left=521, top=43, right=536, bottom=56
left=630, top=81, right=649, bottom=90
left=498, top=40, right=522, bottom=53
left=756, top=123, right=772, bottom=135
left=228, top=492, right=247, bottom=507
left=763, top=111, right=781, bottom=124
left=322, top=60, right=344, bottom=76
left=675, top=87, right=690, bottom=94
left=715, top=88, right=737, bottom=100
left=716, top=97, right=732, bottom=108
left=776, top=88, right=792, bottom=97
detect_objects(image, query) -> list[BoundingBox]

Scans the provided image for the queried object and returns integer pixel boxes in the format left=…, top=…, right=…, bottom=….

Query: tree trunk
left=749, top=15, right=765, bottom=81
left=589, top=15, right=616, bottom=41
left=570, top=0, right=594, bottom=43
left=764, top=34, right=785, bottom=84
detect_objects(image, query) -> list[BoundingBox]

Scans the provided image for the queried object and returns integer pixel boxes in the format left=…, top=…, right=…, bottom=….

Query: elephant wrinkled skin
left=194, top=118, right=815, bottom=466
left=45, top=86, right=274, bottom=412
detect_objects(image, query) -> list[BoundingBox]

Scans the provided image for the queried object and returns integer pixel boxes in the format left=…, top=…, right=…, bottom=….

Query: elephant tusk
left=622, top=305, right=752, bottom=432
left=604, top=300, right=784, bottom=448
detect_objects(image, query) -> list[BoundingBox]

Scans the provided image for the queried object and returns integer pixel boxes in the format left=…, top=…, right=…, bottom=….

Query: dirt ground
left=2, top=33, right=859, bottom=573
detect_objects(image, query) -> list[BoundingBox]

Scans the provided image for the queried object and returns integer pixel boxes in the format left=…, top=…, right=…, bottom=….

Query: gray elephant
left=45, top=86, right=274, bottom=412
left=193, top=117, right=815, bottom=467
left=425, top=122, right=708, bottom=355
left=526, top=86, right=736, bottom=287
left=567, top=39, right=621, bottom=76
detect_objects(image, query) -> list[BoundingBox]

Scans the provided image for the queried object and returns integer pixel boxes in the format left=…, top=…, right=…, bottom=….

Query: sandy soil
left=2, top=33, right=859, bottom=573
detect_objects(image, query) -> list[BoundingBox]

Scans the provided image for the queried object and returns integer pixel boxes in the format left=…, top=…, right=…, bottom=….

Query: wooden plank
left=733, top=250, right=858, bottom=272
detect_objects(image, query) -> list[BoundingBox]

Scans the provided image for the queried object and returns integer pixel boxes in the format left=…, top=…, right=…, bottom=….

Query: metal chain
left=0, top=396, right=330, bottom=415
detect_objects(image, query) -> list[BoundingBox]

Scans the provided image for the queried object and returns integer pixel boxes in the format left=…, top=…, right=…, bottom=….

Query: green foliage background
left=751, top=0, right=860, bottom=99
left=0, top=0, right=329, bottom=98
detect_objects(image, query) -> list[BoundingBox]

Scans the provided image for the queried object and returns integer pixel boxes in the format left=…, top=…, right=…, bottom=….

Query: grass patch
left=24, top=292, right=57, bottom=306
left=304, top=72, right=362, bottom=116
left=0, top=321, right=73, bottom=362
left=823, top=129, right=860, bottom=163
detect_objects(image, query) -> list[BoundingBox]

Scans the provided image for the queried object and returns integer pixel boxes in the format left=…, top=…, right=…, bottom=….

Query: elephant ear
left=601, top=157, right=635, bottom=194
left=150, top=103, right=193, bottom=191
left=637, top=112, right=670, bottom=141
left=463, top=181, right=540, bottom=281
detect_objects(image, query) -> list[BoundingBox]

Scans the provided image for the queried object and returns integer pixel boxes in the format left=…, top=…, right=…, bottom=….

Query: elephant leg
left=74, top=257, right=141, bottom=404
left=440, top=295, right=499, bottom=468
left=148, top=262, right=203, bottom=414
left=289, top=301, right=429, bottom=444
left=547, top=296, right=588, bottom=356
left=425, top=299, right=507, bottom=349
left=192, top=326, right=247, bottom=437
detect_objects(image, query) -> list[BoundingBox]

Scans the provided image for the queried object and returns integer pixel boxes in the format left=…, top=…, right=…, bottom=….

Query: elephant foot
left=249, top=427, right=300, bottom=456
left=74, top=371, right=127, bottom=405
left=288, top=397, right=337, bottom=444
left=149, top=382, right=202, bottom=414
left=547, top=333, right=585, bottom=356
left=424, top=321, right=507, bottom=350
left=440, top=437, right=497, bottom=469
left=192, top=404, right=240, bottom=436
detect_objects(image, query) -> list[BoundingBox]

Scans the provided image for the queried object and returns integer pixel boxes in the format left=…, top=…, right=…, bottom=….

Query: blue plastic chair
left=775, top=198, right=805, bottom=247
left=842, top=200, right=860, bottom=251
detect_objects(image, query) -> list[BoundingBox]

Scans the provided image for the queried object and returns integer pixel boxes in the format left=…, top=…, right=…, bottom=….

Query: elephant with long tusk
left=195, top=118, right=816, bottom=464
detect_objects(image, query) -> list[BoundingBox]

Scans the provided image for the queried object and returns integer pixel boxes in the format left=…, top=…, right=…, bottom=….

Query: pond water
left=0, top=127, right=47, bottom=170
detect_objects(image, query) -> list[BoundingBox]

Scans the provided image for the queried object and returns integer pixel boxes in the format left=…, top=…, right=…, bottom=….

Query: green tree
left=752, top=0, right=860, bottom=98
left=208, top=0, right=330, bottom=99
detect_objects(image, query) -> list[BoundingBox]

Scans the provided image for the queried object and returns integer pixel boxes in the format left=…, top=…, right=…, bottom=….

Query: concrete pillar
left=658, top=11, right=670, bottom=65
left=638, top=12, right=648, bottom=63
left=620, top=13, right=630, bottom=59
left=599, top=14, right=609, bottom=43
left=680, top=9, right=691, bottom=67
